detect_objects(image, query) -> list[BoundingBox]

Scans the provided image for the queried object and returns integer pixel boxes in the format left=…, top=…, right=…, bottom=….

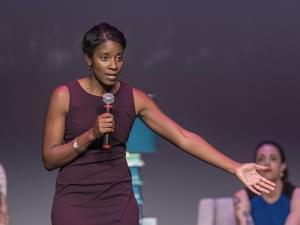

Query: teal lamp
left=127, top=117, right=157, bottom=153
left=126, top=115, right=158, bottom=222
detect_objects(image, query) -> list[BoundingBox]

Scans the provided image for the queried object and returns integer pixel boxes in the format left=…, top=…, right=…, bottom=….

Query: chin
left=98, top=78, right=117, bottom=89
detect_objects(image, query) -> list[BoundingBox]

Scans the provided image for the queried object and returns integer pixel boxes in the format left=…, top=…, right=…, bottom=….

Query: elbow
left=42, top=152, right=57, bottom=171
left=176, top=130, right=192, bottom=150
left=43, top=159, right=56, bottom=171
left=43, top=161, right=56, bottom=171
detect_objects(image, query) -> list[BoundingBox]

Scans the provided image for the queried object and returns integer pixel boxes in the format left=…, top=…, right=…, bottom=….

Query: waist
left=66, top=145, right=126, bottom=167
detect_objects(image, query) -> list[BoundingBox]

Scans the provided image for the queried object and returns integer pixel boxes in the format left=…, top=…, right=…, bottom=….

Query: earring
left=88, top=64, right=92, bottom=73
left=280, top=172, right=284, bottom=178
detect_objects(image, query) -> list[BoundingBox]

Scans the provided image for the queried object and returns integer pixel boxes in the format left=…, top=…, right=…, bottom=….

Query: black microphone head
left=102, top=93, right=114, bottom=104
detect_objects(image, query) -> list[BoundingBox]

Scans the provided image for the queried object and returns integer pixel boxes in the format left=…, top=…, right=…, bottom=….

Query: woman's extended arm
left=133, top=88, right=275, bottom=194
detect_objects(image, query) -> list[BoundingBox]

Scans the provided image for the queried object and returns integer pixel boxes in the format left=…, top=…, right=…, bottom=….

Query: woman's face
left=255, top=144, right=286, bottom=182
left=86, top=40, right=124, bottom=88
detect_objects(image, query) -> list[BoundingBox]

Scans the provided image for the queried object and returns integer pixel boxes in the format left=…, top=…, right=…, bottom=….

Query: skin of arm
left=133, top=88, right=241, bottom=174
left=233, top=189, right=254, bottom=225
left=43, top=83, right=241, bottom=173
left=285, top=187, right=300, bottom=225
left=133, top=88, right=275, bottom=194
left=42, top=83, right=275, bottom=194
left=42, top=85, right=113, bottom=170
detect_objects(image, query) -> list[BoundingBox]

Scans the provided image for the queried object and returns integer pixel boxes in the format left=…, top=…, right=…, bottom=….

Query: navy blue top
left=246, top=182, right=295, bottom=225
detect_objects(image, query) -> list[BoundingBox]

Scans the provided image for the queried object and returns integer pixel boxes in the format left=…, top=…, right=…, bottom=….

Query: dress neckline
left=75, top=79, right=122, bottom=98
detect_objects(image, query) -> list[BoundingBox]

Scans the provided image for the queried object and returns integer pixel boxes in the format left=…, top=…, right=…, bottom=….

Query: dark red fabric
left=51, top=80, right=138, bottom=225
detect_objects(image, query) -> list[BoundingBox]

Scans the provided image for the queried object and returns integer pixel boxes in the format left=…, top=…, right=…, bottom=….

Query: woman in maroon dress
left=42, top=23, right=275, bottom=225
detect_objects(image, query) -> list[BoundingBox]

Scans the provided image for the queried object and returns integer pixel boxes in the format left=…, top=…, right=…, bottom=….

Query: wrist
left=88, top=128, right=97, bottom=141
left=231, top=162, right=242, bottom=175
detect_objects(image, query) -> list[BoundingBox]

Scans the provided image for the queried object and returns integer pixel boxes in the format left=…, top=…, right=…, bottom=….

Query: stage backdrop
left=0, top=1, right=300, bottom=225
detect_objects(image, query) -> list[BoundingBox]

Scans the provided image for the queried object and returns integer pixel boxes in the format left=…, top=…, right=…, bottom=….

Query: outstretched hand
left=235, top=163, right=275, bottom=195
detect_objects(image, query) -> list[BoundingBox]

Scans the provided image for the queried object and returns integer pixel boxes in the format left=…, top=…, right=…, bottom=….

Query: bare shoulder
left=48, top=84, right=70, bottom=113
left=52, top=85, right=69, bottom=98
left=235, top=188, right=248, bottom=198
left=292, top=187, right=300, bottom=200
left=132, top=87, right=156, bottom=115
left=132, top=87, right=148, bottom=100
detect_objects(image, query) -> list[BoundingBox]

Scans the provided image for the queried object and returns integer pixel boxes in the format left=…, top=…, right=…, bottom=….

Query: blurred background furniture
left=197, top=197, right=237, bottom=225
left=126, top=107, right=158, bottom=225
left=0, top=163, right=8, bottom=225
left=0, top=164, right=6, bottom=198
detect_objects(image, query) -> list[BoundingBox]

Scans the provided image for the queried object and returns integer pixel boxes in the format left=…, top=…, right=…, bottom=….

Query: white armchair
left=197, top=197, right=237, bottom=225
left=0, top=164, right=6, bottom=198
left=0, top=164, right=8, bottom=225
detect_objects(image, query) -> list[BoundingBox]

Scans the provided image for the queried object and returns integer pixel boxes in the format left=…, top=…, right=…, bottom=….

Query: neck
left=262, top=179, right=284, bottom=203
left=89, top=75, right=120, bottom=95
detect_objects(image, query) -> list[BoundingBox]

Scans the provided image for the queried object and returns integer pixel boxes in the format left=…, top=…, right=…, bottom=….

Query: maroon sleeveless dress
left=51, top=80, right=139, bottom=225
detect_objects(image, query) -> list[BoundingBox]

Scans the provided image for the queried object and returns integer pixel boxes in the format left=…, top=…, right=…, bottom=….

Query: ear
left=84, top=54, right=92, bottom=67
left=280, top=163, right=287, bottom=173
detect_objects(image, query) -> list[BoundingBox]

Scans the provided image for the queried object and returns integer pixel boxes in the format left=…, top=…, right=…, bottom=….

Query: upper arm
left=42, top=85, right=69, bottom=159
left=285, top=187, right=300, bottom=225
left=133, top=88, right=188, bottom=148
left=233, top=189, right=254, bottom=225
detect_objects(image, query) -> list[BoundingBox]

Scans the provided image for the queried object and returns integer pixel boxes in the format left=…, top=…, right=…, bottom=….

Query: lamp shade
left=126, top=117, right=158, bottom=153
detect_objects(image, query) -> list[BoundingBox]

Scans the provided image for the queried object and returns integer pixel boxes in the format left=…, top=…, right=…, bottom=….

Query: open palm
left=235, top=163, right=275, bottom=195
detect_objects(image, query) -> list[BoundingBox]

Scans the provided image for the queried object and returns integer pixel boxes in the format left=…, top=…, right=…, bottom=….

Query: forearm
left=180, top=131, right=240, bottom=174
left=42, top=129, right=95, bottom=170
left=233, top=197, right=254, bottom=225
left=235, top=210, right=254, bottom=225
left=237, top=217, right=255, bottom=225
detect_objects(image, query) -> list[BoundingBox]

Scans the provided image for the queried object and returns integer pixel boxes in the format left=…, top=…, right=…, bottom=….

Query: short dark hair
left=254, top=141, right=289, bottom=181
left=82, top=22, right=126, bottom=58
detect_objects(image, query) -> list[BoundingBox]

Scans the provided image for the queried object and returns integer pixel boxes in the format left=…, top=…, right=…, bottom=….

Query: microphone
left=102, top=93, right=115, bottom=150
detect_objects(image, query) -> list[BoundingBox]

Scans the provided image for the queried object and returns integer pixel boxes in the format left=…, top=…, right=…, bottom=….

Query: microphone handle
left=102, top=104, right=112, bottom=150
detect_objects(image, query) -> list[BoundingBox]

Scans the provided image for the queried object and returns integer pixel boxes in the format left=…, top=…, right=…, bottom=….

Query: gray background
left=1, top=1, right=300, bottom=225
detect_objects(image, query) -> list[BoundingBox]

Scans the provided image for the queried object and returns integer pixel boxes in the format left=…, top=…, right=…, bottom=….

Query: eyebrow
left=257, top=153, right=279, bottom=157
left=99, top=51, right=123, bottom=55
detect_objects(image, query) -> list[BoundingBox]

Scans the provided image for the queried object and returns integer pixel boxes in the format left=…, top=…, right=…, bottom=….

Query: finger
left=98, top=119, right=114, bottom=126
left=258, top=181, right=275, bottom=191
left=103, top=118, right=114, bottom=123
left=254, top=164, right=269, bottom=170
left=247, top=185, right=261, bottom=196
left=100, top=128, right=114, bottom=134
left=254, top=184, right=270, bottom=194
left=100, top=123, right=114, bottom=129
left=258, top=177, right=276, bottom=188
left=99, top=113, right=114, bottom=119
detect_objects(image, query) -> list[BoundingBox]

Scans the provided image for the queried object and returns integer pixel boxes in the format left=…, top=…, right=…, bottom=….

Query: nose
left=263, top=159, right=271, bottom=166
left=109, top=59, right=118, bottom=70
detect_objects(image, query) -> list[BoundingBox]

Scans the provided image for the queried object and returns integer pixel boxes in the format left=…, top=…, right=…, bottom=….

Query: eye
left=99, top=54, right=110, bottom=62
left=116, top=55, right=123, bottom=62
left=270, top=156, right=279, bottom=162
left=100, top=55, right=108, bottom=61
left=256, top=157, right=264, bottom=163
